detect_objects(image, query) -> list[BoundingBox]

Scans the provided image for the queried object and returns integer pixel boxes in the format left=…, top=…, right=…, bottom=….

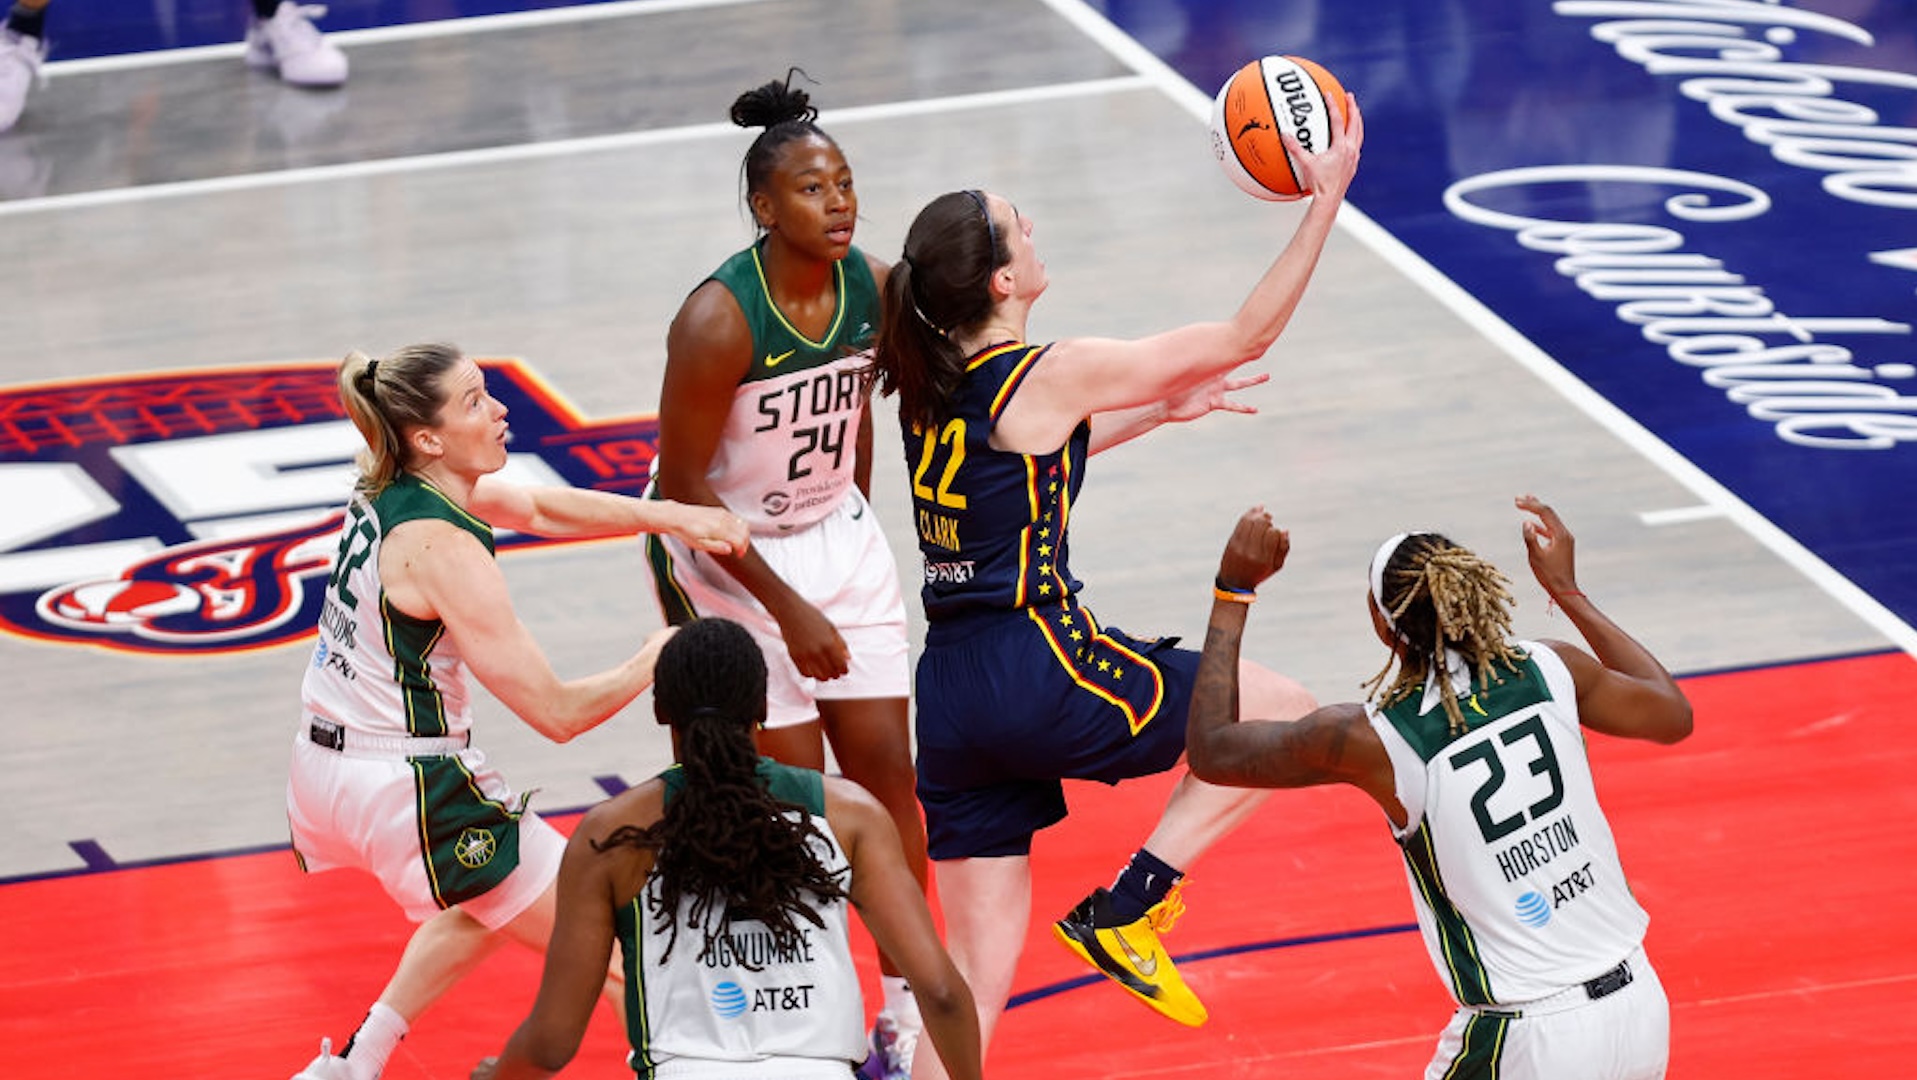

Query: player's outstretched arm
left=1518, top=495, right=1692, bottom=745
left=470, top=476, right=747, bottom=553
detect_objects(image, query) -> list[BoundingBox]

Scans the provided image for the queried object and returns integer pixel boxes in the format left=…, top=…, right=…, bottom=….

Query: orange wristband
left=1213, top=578, right=1256, bottom=604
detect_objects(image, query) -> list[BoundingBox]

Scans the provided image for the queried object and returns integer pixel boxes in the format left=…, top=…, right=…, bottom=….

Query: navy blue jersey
left=905, top=342, right=1089, bottom=631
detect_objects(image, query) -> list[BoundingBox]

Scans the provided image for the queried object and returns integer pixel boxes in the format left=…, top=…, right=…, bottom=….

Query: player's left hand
left=1163, top=370, right=1268, bottom=425
left=1518, top=494, right=1581, bottom=602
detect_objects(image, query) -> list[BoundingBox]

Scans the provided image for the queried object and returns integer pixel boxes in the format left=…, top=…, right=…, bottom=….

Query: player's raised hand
left=1218, top=506, right=1289, bottom=594
left=1283, top=92, right=1362, bottom=204
left=1517, top=494, right=1580, bottom=602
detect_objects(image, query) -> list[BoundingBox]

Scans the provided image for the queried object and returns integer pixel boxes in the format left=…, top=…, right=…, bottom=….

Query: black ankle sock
left=1108, top=848, right=1182, bottom=923
left=6, top=4, right=47, bottom=40
left=251, top=0, right=281, bottom=20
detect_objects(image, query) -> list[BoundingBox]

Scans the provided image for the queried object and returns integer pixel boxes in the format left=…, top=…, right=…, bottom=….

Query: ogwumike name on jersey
left=698, top=926, right=820, bottom=969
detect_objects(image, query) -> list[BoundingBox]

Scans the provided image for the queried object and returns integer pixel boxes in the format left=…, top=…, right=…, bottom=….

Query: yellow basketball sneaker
left=1051, top=884, right=1208, bottom=1026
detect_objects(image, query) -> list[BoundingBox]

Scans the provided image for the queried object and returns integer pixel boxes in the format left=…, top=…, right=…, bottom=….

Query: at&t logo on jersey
left=707, top=979, right=819, bottom=1016
left=0, top=360, right=661, bottom=655
left=710, top=981, right=749, bottom=1019
left=1515, top=890, right=1551, bottom=929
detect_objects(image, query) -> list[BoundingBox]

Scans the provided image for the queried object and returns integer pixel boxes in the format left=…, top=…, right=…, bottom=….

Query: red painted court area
left=4, top=651, right=1915, bottom=1078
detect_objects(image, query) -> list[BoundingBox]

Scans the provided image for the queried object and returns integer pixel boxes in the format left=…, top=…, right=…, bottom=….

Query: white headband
left=1369, top=531, right=1436, bottom=633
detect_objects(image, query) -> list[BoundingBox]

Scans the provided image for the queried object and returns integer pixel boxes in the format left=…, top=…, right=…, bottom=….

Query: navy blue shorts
left=914, top=600, right=1199, bottom=860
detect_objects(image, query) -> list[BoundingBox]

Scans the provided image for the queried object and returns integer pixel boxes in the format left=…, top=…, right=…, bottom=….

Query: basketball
left=1210, top=55, right=1348, bottom=201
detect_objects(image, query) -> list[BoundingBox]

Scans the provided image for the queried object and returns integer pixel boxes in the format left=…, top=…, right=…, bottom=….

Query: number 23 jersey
left=1366, top=642, right=1650, bottom=1007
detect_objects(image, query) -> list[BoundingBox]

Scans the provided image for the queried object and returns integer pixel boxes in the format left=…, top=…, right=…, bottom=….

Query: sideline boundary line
left=0, top=75, right=1151, bottom=218
left=43, top=0, right=780, bottom=76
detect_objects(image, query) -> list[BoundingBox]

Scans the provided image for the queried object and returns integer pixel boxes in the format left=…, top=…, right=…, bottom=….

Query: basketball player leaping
left=866, top=96, right=1361, bottom=1071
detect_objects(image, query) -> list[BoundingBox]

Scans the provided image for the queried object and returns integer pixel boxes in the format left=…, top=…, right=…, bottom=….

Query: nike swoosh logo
left=764, top=349, right=797, bottom=368
left=1114, top=930, right=1158, bottom=977
left=851, top=503, right=865, bottom=520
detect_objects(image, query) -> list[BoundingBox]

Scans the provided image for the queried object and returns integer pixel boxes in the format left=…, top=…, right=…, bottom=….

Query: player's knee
left=1239, top=660, right=1316, bottom=722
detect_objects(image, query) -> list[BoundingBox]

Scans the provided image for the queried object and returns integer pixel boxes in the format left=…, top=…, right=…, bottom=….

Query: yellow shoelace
left=1147, top=882, right=1188, bottom=933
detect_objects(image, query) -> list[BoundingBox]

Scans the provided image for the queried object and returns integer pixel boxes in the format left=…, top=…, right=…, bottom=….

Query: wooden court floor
left=2, top=0, right=1912, bottom=1076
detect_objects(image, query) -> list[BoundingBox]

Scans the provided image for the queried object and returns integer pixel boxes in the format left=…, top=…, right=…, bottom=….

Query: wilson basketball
left=1210, top=55, right=1348, bottom=201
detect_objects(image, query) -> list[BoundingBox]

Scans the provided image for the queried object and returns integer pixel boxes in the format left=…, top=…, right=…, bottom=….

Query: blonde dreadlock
left=1362, top=532, right=1528, bottom=734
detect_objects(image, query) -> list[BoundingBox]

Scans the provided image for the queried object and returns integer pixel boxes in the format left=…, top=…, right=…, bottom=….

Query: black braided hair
left=731, top=68, right=837, bottom=215
left=593, top=618, right=850, bottom=966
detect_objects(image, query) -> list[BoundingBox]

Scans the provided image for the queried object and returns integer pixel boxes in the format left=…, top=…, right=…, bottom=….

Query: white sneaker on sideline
left=245, top=3, right=348, bottom=88
left=0, top=29, right=46, bottom=132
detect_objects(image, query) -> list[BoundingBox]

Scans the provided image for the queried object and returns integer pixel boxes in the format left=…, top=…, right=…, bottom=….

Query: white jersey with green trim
left=706, top=352, right=872, bottom=536
left=623, top=763, right=864, bottom=1075
left=680, top=243, right=882, bottom=536
left=301, top=475, right=489, bottom=741
left=1366, top=641, right=1650, bottom=1007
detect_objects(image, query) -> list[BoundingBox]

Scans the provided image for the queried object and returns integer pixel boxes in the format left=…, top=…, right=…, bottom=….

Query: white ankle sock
left=343, top=1002, right=408, bottom=1079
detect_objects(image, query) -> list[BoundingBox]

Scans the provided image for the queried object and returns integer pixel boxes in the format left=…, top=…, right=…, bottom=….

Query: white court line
left=44, top=0, right=779, bottom=76
left=1689, top=970, right=1917, bottom=1009
left=0, top=75, right=1152, bottom=218
left=1640, top=504, right=1729, bottom=527
left=1312, top=210, right=1917, bottom=659
left=1043, top=0, right=1917, bottom=659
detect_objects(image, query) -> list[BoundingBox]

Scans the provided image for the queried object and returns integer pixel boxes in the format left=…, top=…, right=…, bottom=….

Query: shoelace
left=1146, top=882, right=1188, bottom=933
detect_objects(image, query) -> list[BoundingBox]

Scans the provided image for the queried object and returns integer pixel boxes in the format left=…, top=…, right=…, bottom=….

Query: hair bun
left=729, top=68, right=819, bottom=130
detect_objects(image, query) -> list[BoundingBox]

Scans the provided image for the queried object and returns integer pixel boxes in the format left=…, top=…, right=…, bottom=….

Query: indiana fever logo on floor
left=0, top=360, right=660, bottom=655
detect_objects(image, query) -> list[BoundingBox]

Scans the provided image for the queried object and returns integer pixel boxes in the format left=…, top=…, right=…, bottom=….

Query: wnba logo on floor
left=0, top=360, right=662, bottom=655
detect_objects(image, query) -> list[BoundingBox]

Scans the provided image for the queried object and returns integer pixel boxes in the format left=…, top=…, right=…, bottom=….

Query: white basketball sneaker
left=0, top=29, right=46, bottom=132
left=245, top=3, right=349, bottom=89
left=289, top=1037, right=357, bottom=1080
